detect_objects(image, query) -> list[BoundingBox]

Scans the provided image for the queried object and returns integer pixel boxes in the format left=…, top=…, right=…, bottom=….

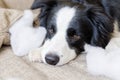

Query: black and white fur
left=29, top=0, right=120, bottom=66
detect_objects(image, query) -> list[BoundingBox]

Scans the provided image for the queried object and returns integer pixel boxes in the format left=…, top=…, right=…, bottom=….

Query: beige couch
left=0, top=0, right=110, bottom=80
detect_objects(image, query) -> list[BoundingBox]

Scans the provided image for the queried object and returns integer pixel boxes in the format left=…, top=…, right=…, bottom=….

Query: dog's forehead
left=55, top=6, right=76, bottom=31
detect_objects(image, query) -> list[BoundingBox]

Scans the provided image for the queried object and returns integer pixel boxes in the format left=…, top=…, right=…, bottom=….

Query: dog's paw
left=28, top=49, right=42, bottom=62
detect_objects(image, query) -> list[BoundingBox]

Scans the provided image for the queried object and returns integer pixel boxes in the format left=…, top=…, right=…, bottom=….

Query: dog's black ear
left=31, top=0, right=57, bottom=9
left=86, top=6, right=114, bottom=48
left=31, top=0, right=57, bottom=27
left=31, top=0, right=43, bottom=9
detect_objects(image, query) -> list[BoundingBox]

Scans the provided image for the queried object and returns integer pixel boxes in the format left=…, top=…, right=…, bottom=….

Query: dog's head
left=31, top=0, right=114, bottom=65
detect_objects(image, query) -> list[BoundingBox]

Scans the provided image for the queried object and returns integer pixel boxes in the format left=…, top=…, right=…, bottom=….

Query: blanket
left=0, top=8, right=23, bottom=48
left=0, top=47, right=111, bottom=80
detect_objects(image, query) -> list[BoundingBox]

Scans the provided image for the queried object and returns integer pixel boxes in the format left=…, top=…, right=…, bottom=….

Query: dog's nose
left=45, top=54, right=59, bottom=65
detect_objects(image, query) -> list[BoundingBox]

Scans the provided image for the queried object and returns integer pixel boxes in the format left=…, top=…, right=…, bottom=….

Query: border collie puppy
left=29, top=0, right=117, bottom=65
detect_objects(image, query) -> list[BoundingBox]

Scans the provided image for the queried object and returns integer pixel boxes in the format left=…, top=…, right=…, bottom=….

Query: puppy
left=9, top=10, right=47, bottom=56
left=29, top=0, right=116, bottom=65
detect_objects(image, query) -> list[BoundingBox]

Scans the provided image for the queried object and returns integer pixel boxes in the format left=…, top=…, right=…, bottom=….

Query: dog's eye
left=67, top=28, right=80, bottom=41
left=48, top=28, right=54, bottom=34
left=72, top=35, right=80, bottom=41
left=48, top=25, right=55, bottom=34
left=69, top=35, right=80, bottom=41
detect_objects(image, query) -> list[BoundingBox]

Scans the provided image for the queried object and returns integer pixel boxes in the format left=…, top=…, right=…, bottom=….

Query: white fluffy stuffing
left=9, top=10, right=47, bottom=56
left=85, top=37, right=120, bottom=80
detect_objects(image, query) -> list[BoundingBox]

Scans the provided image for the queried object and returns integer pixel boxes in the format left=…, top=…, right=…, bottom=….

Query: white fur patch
left=9, top=10, right=47, bottom=56
left=56, top=7, right=76, bottom=31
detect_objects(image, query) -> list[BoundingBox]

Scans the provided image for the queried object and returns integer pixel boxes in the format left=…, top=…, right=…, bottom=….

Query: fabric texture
left=0, top=47, right=110, bottom=80
left=0, top=8, right=23, bottom=48
left=0, top=0, right=34, bottom=10
left=0, top=0, right=111, bottom=80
